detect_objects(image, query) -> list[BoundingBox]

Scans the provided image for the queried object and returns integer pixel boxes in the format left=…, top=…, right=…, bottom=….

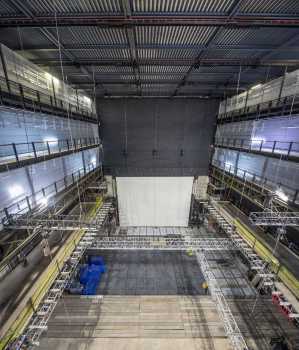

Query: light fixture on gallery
left=275, top=188, right=288, bottom=202
left=8, top=184, right=24, bottom=198
left=39, top=196, right=49, bottom=207
left=43, top=136, right=58, bottom=147
left=250, top=83, right=262, bottom=90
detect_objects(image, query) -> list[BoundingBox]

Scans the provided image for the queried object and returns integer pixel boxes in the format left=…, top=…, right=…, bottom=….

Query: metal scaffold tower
left=12, top=201, right=113, bottom=349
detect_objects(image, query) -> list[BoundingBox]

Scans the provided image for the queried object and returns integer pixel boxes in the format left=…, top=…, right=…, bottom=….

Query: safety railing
left=215, top=137, right=299, bottom=159
left=0, top=137, right=100, bottom=166
left=217, top=94, right=299, bottom=123
left=1, top=163, right=100, bottom=224
left=211, top=159, right=299, bottom=204
left=0, top=166, right=100, bottom=283
left=0, top=76, right=96, bottom=122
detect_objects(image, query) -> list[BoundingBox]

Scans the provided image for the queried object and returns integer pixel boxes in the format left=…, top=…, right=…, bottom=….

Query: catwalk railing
left=210, top=160, right=299, bottom=205
left=0, top=137, right=100, bottom=168
left=217, top=93, right=299, bottom=124
left=215, top=137, right=299, bottom=160
left=1, top=163, right=100, bottom=223
left=0, top=76, right=96, bottom=122
left=0, top=169, right=102, bottom=282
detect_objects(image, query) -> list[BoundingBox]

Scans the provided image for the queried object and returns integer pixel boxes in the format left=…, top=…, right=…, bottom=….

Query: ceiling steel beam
left=121, top=0, right=141, bottom=95
left=72, top=81, right=247, bottom=88
left=172, top=0, right=247, bottom=97
left=1, top=15, right=299, bottom=28
left=33, top=58, right=299, bottom=67
left=15, top=44, right=299, bottom=52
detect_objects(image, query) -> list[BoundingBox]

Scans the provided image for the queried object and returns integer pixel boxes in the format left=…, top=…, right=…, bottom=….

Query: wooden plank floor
left=39, top=295, right=231, bottom=350
left=39, top=295, right=299, bottom=350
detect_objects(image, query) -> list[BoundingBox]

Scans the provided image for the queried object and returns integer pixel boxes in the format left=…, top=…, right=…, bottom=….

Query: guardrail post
left=64, top=176, right=67, bottom=188
left=66, top=139, right=70, bottom=151
left=272, top=141, right=277, bottom=153
left=54, top=181, right=58, bottom=193
left=259, top=140, right=263, bottom=151
left=36, top=90, right=41, bottom=109
left=12, top=143, right=19, bottom=163
left=26, top=196, right=31, bottom=211
left=46, top=141, right=51, bottom=155
left=287, top=142, right=293, bottom=157
left=3, top=207, right=10, bottom=223
left=19, top=84, right=25, bottom=109
left=50, top=95, right=54, bottom=112
left=32, top=142, right=37, bottom=159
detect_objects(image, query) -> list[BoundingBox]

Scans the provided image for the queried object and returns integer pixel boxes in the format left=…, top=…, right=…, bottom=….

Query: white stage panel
left=116, top=177, right=193, bottom=227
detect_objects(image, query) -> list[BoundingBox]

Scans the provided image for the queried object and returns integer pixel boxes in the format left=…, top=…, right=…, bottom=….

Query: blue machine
left=69, top=256, right=106, bottom=295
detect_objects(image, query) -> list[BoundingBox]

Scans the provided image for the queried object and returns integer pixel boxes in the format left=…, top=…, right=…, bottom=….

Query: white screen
left=116, top=177, right=193, bottom=227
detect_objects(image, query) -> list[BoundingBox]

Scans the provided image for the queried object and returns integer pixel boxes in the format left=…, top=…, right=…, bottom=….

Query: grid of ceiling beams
left=0, top=0, right=299, bottom=97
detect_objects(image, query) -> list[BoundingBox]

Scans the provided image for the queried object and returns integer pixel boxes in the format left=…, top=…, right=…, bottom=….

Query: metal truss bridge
left=10, top=200, right=252, bottom=350
left=249, top=211, right=299, bottom=226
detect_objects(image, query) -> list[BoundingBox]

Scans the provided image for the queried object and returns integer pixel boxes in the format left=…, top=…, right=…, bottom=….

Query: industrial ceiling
left=0, top=0, right=299, bottom=98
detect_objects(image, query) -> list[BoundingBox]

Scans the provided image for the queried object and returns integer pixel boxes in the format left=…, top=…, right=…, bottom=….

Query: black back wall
left=98, top=98, right=218, bottom=176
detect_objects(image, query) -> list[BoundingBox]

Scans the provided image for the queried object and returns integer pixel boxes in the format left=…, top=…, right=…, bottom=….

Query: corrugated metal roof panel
left=70, top=48, right=131, bottom=60
left=215, top=28, right=299, bottom=46
left=25, top=0, right=122, bottom=14
left=203, top=49, right=261, bottom=60
left=140, top=74, right=181, bottom=81
left=240, top=0, right=299, bottom=14
left=140, top=65, right=190, bottom=74
left=137, top=48, right=198, bottom=60
left=93, top=66, right=134, bottom=74
left=0, top=0, right=21, bottom=16
left=53, top=27, right=127, bottom=45
left=132, top=0, right=236, bottom=13
left=136, top=26, right=215, bottom=45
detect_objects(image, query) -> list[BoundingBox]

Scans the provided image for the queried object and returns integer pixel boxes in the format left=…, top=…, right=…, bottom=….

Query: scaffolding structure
left=203, top=201, right=299, bottom=325
left=89, top=236, right=236, bottom=251
left=203, top=201, right=275, bottom=289
left=11, top=199, right=297, bottom=350
left=196, top=251, right=249, bottom=350
left=4, top=213, right=108, bottom=231
left=12, top=201, right=113, bottom=349
left=249, top=211, right=299, bottom=226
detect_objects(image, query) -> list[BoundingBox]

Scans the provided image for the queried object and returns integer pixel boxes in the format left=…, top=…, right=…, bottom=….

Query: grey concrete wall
left=97, top=98, right=218, bottom=176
